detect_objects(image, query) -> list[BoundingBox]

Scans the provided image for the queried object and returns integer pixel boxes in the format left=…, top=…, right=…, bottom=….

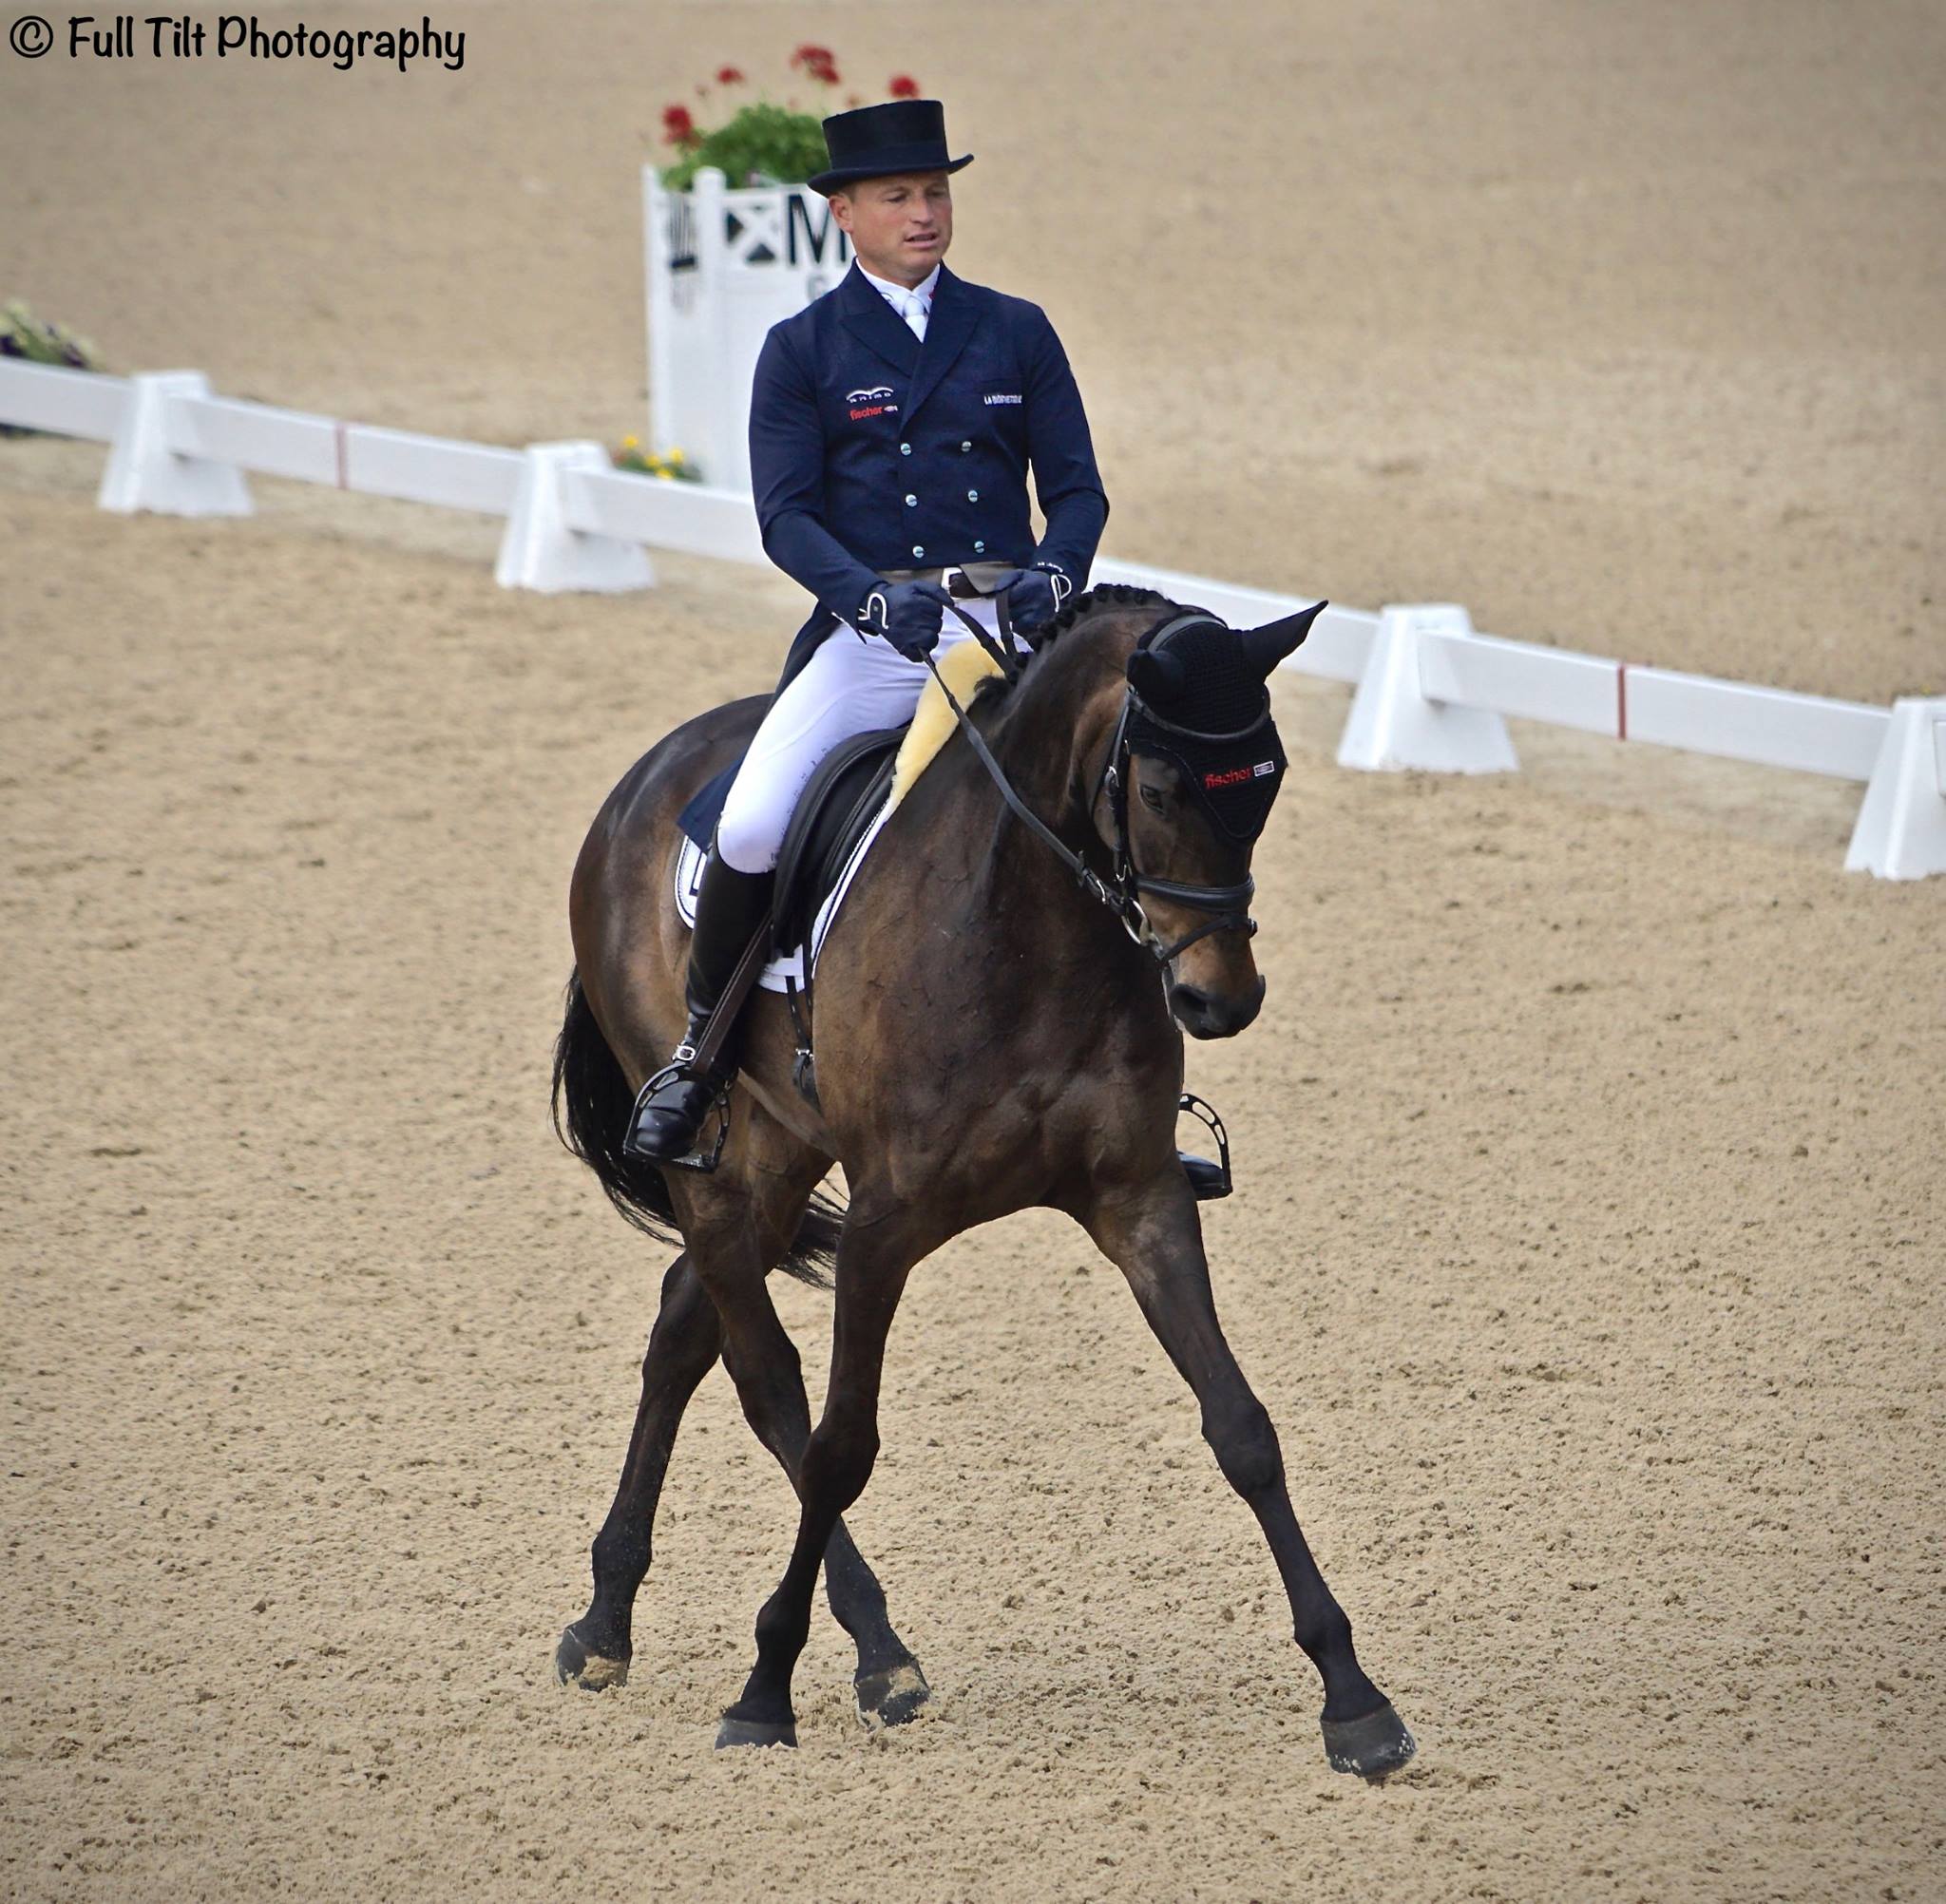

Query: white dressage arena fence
left=3, top=355, right=1941, bottom=881
left=643, top=166, right=852, bottom=496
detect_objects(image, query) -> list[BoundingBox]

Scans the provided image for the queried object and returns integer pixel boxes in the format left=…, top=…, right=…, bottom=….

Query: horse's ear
left=1241, top=600, right=1327, bottom=676
left=1126, top=646, right=1188, bottom=704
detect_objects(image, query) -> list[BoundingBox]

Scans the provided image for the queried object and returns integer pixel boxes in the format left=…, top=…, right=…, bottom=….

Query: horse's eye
left=1137, top=783, right=1169, bottom=814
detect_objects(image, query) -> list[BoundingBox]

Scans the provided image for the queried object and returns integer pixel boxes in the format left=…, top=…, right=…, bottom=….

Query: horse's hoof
left=1321, top=1701, right=1417, bottom=1779
left=854, top=1657, right=931, bottom=1728
left=714, top=1713, right=798, bottom=1750
left=554, top=1624, right=630, bottom=1692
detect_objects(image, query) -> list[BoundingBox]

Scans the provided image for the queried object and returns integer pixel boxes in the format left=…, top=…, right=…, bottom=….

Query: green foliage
left=2, top=300, right=106, bottom=438
left=662, top=102, right=830, bottom=190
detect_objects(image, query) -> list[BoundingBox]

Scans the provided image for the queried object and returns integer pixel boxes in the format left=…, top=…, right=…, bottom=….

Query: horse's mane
left=972, top=583, right=1173, bottom=712
left=1037, top=582, right=1172, bottom=647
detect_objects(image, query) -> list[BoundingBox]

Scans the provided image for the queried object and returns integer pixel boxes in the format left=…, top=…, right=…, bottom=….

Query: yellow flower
left=621, top=433, right=639, bottom=449
left=667, top=446, right=687, bottom=462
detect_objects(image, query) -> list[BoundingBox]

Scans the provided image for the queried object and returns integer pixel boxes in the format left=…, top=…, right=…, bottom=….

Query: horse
left=549, top=583, right=1416, bottom=1776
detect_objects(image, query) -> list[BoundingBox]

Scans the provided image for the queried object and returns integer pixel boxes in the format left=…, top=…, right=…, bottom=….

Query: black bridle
left=925, top=600, right=1263, bottom=966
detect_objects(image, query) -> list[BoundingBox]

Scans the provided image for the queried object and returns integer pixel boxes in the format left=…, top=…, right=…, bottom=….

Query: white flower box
left=643, top=165, right=853, bottom=495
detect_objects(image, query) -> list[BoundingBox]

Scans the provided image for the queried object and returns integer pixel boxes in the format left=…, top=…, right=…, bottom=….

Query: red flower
left=887, top=73, right=920, bottom=98
left=660, top=103, right=697, bottom=146
left=715, top=65, right=744, bottom=85
left=791, top=42, right=840, bottom=83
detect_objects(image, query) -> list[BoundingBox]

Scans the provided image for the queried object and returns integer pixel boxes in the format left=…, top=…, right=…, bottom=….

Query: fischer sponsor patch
left=1203, top=761, right=1279, bottom=790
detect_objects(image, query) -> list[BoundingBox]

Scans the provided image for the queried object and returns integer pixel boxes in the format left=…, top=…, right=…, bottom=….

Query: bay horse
left=550, top=583, right=1415, bottom=1776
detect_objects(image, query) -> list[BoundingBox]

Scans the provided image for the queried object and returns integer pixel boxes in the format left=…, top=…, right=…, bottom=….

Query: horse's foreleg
left=1085, top=1172, right=1416, bottom=1778
left=715, top=1204, right=925, bottom=1749
left=556, top=1251, right=720, bottom=1690
left=716, top=1310, right=929, bottom=1725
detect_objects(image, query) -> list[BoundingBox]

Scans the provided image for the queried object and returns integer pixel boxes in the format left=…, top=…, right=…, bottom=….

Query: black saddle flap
left=770, top=728, right=904, bottom=955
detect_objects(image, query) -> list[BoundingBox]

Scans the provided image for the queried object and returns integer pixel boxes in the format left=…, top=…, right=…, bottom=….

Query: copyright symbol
left=10, top=15, right=54, bottom=56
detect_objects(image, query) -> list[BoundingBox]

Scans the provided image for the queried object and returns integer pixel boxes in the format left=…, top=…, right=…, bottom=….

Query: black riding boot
left=622, top=849, right=775, bottom=1163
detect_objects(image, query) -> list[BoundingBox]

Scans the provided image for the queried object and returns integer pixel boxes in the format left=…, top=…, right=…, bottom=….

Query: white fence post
left=1337, top=604, right=1519, bottom=773
left=1844, top=696, right=1946, bottom=880
left=494, top=442, right=655, bottom=593
left=98, top=371, right=253, bottom=517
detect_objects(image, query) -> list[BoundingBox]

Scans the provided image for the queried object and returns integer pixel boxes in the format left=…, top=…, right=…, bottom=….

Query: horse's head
left=1104, top=600, right=1325, bottom=1038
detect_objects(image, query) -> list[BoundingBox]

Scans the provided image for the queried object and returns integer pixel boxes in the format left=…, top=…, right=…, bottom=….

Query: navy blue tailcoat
left=750, top=261, right=1110, bottom=691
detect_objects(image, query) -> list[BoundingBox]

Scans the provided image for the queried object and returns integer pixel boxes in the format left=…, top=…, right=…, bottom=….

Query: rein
left=925, top=599, right=1259, bottom=965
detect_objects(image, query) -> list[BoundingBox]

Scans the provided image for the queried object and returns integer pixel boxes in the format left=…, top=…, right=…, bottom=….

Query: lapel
left=904, top=265, right=982, bottom=425
left=837, top=264, right=921, bottom=381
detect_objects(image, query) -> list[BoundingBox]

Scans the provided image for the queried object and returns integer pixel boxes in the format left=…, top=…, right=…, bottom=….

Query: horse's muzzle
left=1169, top=975, right=1266, bottom=1039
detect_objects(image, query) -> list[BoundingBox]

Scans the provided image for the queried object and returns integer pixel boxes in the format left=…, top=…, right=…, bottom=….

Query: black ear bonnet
left=1123, top=613, right=1288, bottom=844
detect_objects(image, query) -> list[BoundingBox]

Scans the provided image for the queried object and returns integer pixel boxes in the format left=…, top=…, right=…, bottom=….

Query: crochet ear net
left=1239, top=599, right=1327, bottom=674
left=1121, top=612, right=1300, bottom=845
left=1125, top=645, right=1187, bottom=704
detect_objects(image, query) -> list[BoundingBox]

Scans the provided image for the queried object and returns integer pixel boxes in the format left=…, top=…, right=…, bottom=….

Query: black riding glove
left=990, top=564, right=1072, bottom=636
left=854, top=579, right=951, bottom=660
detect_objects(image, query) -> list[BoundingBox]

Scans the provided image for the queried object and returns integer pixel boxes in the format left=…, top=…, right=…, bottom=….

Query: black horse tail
left=550, top=969, right=840, bottom=1288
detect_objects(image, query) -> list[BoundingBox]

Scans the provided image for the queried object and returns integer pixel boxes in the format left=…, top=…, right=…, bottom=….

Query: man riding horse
left=555, top=99, right=1417, bottom=1778
left=625, top=97, right=1107, bottom=1162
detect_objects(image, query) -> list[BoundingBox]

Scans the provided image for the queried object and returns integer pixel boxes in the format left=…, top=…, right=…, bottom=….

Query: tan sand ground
left=3, top=4, right=1944, bottom=1900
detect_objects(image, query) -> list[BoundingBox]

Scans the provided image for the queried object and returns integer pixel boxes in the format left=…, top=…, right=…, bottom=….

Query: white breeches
left=715, top=599, right=1017, bottom=874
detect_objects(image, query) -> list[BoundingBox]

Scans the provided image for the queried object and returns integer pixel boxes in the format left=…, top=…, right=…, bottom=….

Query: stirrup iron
left=1178, top=1091, right=1233, bottom=1201
left=624, top=1054, right=733, bottom=1173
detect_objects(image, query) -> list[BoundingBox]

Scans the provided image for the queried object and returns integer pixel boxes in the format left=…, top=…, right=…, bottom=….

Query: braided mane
left=1037, top=581, right=1171, bottom=646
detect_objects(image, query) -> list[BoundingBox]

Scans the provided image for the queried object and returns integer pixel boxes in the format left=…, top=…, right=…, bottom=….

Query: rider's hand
left=991, top=564, right=1072, bottom=637
left=855, top=579, right=951, bottom=660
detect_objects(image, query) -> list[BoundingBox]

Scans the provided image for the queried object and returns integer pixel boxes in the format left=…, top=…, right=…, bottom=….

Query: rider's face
left=829, top=173, right=954, bottom=287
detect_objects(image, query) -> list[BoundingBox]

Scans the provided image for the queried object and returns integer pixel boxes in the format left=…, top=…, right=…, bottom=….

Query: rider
left=626, top=97, right=1110, bottom=1161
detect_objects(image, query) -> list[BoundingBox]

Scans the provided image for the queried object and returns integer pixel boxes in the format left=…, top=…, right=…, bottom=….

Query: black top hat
left=808, top=99, right=973, bottom=195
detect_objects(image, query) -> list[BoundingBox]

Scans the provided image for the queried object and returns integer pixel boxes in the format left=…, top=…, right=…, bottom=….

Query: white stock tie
left=900, top=289, right=928, bottom=343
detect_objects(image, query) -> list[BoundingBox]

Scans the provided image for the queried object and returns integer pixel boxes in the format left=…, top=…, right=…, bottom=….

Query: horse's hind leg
left=556, top=1251, right=719, bottom=1689
left=1082, top=1171, right=1416, bottom=1779
left=557, top=1203, right=925, bottom=1717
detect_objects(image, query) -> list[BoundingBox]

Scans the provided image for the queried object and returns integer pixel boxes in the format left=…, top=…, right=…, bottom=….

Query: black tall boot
left=623, top=847, right=775, bottom=1163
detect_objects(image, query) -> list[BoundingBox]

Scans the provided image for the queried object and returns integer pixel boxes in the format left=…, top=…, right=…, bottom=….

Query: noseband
left=926, top=602, right=1264, bottom=967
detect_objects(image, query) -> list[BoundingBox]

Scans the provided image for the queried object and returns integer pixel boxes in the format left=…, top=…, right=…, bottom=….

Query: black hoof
left=1321, top=1701, right=1417, bottom=1779
left=854, top=1656, right=931, bottom=1728
left=553, top=1624, right=630, bottom=1692
left=714, top=1713, right=798, bottom=1750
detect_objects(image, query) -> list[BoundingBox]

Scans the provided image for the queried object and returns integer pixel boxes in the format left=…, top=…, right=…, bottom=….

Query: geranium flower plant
left=657, top=48, right=925, bottom=189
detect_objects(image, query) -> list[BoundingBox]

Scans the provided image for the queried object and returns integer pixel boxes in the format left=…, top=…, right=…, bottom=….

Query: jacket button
left=960, top=441, right=972, bottom=452
left=911, top=544, right=925, bottom=558
left=906, top=493, right=919, bottom=507
left=900, top=443, right=912, bottom=455
left=966, top=489, right=979, bottom=502
left=973, top=540, right=985, bottom=554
